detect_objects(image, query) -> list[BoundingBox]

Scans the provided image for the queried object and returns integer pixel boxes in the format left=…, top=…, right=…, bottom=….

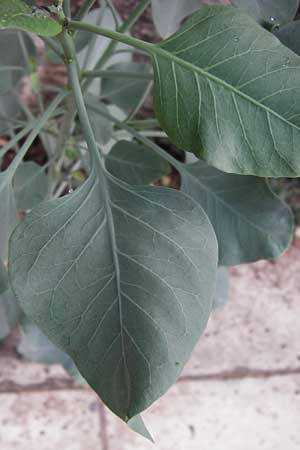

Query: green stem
left=80, top=0, right=151, bottom=91
left=7, top=92, right=66, bottom=178
left=82, top=69, right=153, bottom=80
left=63, top=0, right=71, bottom=17
left=68, top=20, right=154, bottom=54
left=86, top=100, right=181, bottom=171
left=75, top=0, right=96, bottom=20
left=60, top=32, right=99, bottom=166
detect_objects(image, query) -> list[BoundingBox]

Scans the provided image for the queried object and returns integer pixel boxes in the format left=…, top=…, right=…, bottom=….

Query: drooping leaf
left=0, top=288, right=20, bottom=341
left=181, top=161, right=293, bottom=264
left=0, top=0, right=62, bottom=36
left=13, top=161, right=49, bottom=210
left=213, top=267, right=229, bottom=309
left=101, top=62, right=152, bottom=112
left=275, top=21, right=300, bottom=55
left=232, top=0, right=298, bottom=27
left=9, top=166, right=218, bottom=421
left=152, top=5, right=300, bottom=177
left=106, top=140, right=170, bottom=185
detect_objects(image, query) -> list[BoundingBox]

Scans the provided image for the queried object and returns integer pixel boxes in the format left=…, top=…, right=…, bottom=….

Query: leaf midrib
left=152, top=45, right=300, bottom=135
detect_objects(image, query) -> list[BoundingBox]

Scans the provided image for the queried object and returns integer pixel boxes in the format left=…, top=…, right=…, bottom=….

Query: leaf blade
left=181, top=161, right=293, bottom=264
left=9, top=166, right=218, bottom=420
left=152, top=5, right=300, bottom=177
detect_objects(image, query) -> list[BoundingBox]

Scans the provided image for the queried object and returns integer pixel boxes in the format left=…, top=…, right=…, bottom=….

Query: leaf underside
left=9, top=167, right=218, bottom=420
left=153, top=5, right=300, bottom=177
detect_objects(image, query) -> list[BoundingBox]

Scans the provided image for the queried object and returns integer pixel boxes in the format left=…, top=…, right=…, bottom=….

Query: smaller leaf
left=213, top=267, right=229, bottom=309
left=18, top=317, right=84, bottom=382
left=106, top=140, right=170, bottom=185
left=181, top=161, right=293, bottom=265
left=128, top=415, right=154, bottom=442
left=0, top=288, right=20, bottom=341
left=0, top=0, right=62, bottom=36
left=275, top=21, right=300, bottom=56
left=101, top=62, right=152, bottom=112
left=0, top=260, right=8, bottom=295
left=13, top=161, right=49, bottom=210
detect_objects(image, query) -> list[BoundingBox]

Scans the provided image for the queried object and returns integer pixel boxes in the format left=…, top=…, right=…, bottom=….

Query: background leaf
left=181, top=161, right=293, bottom=264
left=101, top=62, right=152, bottom=112
left=232, top=0, right=299, bottom=26
left=0, top=0, right=62, bottom=36
left=9, top=167, right=218, bottom=421
left=13, top=161, right=49, bottom=210
left=152, top=5, right=300, bottom=177
left=275, top=21, right=300, bottom=55
left=106, top=140, right=170, bottom=185
left=0, top=288, right=20, bottom=341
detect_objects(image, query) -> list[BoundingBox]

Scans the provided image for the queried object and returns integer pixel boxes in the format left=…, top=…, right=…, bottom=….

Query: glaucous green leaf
left=181, top=161, right=293, bottom=264
left=232, top=0, right=298, bottom=27
left=152, top=5, right=300, bottom=177
left=0, top=260, right=8, bottom=294
left=106, top=140, right=170, bottom=185
left=213, top=267, right=229, bottom=309
left=275, top=21, right=300, bottom=55
left=0, top=0, right=62, bottom=36
left=101, top=62, right=152, bottom=112
left=0, top=288, right=20, bottom=341
left=9, top=166, right=218, bottom=421
left=13, top=161, right=49, bottom=210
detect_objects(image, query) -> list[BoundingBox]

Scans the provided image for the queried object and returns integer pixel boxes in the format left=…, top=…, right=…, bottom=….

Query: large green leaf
left=152, top=5, right=300, bottom=177
left=0, top=0, right=62, bottom=36
left=181, top=161, right=293, bottom=264
left=106, top=140, right=170, bottom=185
left=9, top=166, right=218, bottom=420
left=232, top=0, right=298, bottom=26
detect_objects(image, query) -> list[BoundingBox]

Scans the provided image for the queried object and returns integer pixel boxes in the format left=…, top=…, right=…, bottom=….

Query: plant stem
left=75, top=0, right=97, bottom=20
left=60, top=32, right=99, bottom=166
left=86, top=100, right=181, bottom=171
left=7, top=92, right=66, bottom=178
left=63, top=0, right=71, bottom=17
left=68, top=20, right=154, bottom=54
left=81, top=0, right=151, bottom=91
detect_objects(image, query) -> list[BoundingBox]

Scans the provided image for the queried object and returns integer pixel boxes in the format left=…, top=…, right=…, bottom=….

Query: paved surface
left=0, top=243, right=300, bottom=449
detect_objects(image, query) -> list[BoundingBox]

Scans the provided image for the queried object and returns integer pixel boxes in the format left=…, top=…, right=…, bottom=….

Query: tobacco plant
left=0, top=0, right=299, bottom=439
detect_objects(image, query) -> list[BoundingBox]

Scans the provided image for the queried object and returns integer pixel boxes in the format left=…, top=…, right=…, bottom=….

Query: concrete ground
left=0, top=243, right=300, bottom=450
